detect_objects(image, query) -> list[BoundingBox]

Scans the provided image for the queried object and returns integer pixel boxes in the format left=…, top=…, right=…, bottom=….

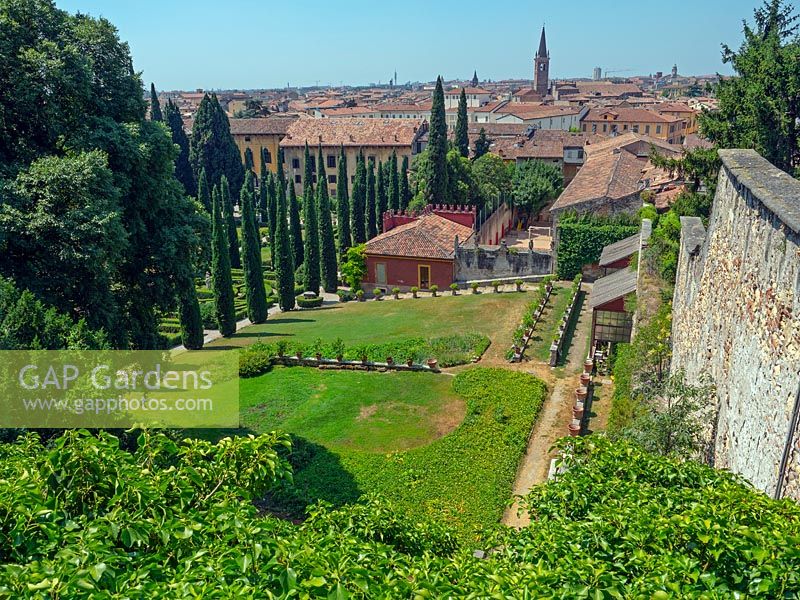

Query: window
left=292, top=158, right=300, bottom=169
left=632, top=125, right=639, bottom=133
left=244, top=136, right=251, bottom=142
left=308, top=156, right=316, bottom=170
left=577, top=149, right=584, bottom=159
left=264, top=149, right=272, bottom=164
left=582, top=124, right=588, bottom=132
left=645, top=125, right=651, bottom=134
left=593, top=310, right=633, bottom=344
left=669, top=125, right=675, bottom=133
left=623, top=124, right=628, bottom=130
left=375, top=263, right=387, bottom=285
left=327, top=155, right=336, bottom=168
left=656, top=125, right=662, bottom=134
left=591, top=124, right=597, bottom=133
left=328, top=174, right=336, bottom=184
left=368, top=155, right=376, bottom=164
left=295, top=174, right=301, bottom=183
left=602, top=124, right=607, bottom=132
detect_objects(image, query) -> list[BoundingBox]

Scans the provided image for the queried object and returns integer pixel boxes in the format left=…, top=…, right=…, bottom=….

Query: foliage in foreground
left=1, top=432, right=799, bottom=598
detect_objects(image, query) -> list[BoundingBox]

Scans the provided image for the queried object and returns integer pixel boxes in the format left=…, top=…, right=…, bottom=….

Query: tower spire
left=537, top=25, right=547, bottom=58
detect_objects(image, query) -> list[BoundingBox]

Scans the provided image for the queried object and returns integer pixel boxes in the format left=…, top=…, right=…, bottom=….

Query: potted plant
left=392, top=287, right=401, bottom=299
left=544, top=275, right=554, bottom=293
left=276, top=340, right=288, bottom=357
left=312, top=338, right=324, bottom=361
left=295, top=348, right=304, bottom=360
left=449, top=283, right=459, bottom=296
left=386, top=356, right=394, bottom=366
left=515, top=279, right=524, bottom=292
left=374, top=288, right=383, bottom=301
left=427, top=358, right=438, bottom=370
left=356, top=289, right=365, bottom=302
left=470, top=281, right=479, bottom=294
left=406, top=357, right=414, bottom=367
left=360, top=353, right=368, bottom=365
left=411, top=286, right=419, bottom=298
left=492, top=281, right=501, bottom=293
left=430, top=284, right=438, bottom=297
left=332, top=338, right=345, bottom=362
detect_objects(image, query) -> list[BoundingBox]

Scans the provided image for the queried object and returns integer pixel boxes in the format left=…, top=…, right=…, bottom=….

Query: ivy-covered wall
left=555, top=214, right=638, bottom=280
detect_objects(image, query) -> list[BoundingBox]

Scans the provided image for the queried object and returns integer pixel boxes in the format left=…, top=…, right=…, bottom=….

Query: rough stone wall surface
left=671, top=150, right=800, bottom=499
left=455, top=245, right=552, bottom=281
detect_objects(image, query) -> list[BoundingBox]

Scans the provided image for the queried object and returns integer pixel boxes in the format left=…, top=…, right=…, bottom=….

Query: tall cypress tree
left=259, top=153, right=268, bottom=222
left=211, top=185, right=236, bottom=336
left=197, top=169, right=211, bottom=213
left=220, top=176, right=241, bottom=269
left=399, top=155, right=411, bottom=210
left=190, top=93, right=244, bottom=199
left=266, top=172, right=278, bottom=269
left=240, top=171, right=268, bottom=323
left=388, top=151, right=400, bottom=211
left=302, top=144, right=320, bottom=293
left=335, top=145, right=351, bottom=257
left=428, top=76, right=448, bottom=203
left=163, top=99, right=196, bottom=196
left=244, top=147, right=254, bottom=172
left=374, top=161, right=386, bottom=235
left=274, top=180, right=296, bottom=311
left=473, top=128, right=491, bottom=159
left=455, top=87, right=469, bottom=157
left=317, top=147, right=338, bottom=293
left=149, top=83, right=163, bottom=122
left=351, top=152, right=367, bottom=244
left=366, top=160, right=377, bottom=239
left=177, top=278, right=204, bottom=349
left=286, top=179, right=303, bottom=269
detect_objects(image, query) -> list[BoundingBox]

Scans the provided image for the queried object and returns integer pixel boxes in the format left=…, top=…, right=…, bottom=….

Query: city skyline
left=56, top=0, right=752, bottom=90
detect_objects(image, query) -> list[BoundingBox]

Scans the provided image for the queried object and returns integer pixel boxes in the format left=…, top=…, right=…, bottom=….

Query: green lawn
left=208, top=292, right=529, bottom=349
left=528, top=285, right=574, bottom=361
left=239, top=367, right=463, bottom=452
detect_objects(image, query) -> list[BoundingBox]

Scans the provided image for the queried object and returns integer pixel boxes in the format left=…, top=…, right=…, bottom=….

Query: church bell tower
left=534, top=26, right=550, bottom=96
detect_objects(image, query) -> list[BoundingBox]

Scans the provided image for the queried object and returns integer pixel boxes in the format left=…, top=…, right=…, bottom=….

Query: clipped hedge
left=295, top=295, right=324, bottom=309
left=557, top=213, right=639, bottom=279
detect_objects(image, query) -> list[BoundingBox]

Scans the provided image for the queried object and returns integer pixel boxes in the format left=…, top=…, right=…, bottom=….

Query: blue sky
left=56, top=0, right=759, bottom=90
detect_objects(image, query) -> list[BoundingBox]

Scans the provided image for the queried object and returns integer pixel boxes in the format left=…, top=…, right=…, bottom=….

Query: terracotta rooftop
left=280, top=118, right=425, bottom=148
left=445, top=87, right=491, bottom=95
left=488, top=130, right=601, bottom=161
left=366, top=212, right=473, bottom=259
left=228, top=116, right=299, bottom=135
left=496, top=104, right=583, bottom=119
left=319, top=106, right=377, bottom=117
left=582, top=107, right=683, bottom=124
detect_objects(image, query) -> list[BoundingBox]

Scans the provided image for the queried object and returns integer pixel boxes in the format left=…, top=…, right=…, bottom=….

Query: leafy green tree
left=473, top=128, right=491, bottom=159
left=388, top=151, right=400, bottom=211
left=274, top=178, right=296, bottom=310
left=164, top=99, right=196, bottom=196
left=287, top=178, right=303, bottom=269
left=473, top=152, right=514, bottom=203
left=399, top=155, right=411, bottom=210
left=302, top=144, right=320, bottom=293
left=375, top=161, right=388, bottom=233
left=149, top=83, right=163, bottom=122
left=700, top=0, right=800, bottom=174
left=316, top=147, right=338, bottom=293
left=351, top=152, right=367, bottom=243
left=455, top=88, right=469, bottom=157
left=427, top=76, right=449, bottom=203
left=211, top=185, right=236, bottom=336
left=335, top=145, right=351, bottom=257
left=190, top=93, right=244, bottom=198
left=512, top=160, right=563, bottom=214
left=240, top=171, right=268, bottom=323
left=220, top=176, right=241, bottom=269
left=341, top=243, right=367, bottom=289
left=367, top=160, right=378, bottom=238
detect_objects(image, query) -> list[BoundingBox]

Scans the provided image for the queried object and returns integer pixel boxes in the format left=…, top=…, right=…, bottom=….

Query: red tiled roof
left=228, top=116, right=299, bottom=135
left=582, top=107, right=682, bottom=124
left=445, top=86, right=491, bottom=95
left=280, top=118, right=425, bottom=148
left=366, top=213, right=473, bottom=259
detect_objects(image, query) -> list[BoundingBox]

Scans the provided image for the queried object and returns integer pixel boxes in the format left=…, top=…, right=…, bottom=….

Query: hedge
left=295, top=295, right=324, bottom=309
left=557, top=213, right=639, bottom=279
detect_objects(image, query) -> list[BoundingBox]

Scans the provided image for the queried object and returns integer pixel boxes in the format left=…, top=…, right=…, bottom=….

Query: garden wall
left=454, top=242, right=552, bottom=282
left=671, top=149, right=800, bottom=500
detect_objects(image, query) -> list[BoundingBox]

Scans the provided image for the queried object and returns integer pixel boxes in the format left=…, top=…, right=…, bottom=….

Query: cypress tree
left=428, top=76, right=449, bottom=203
left=302, top=144, right=321, bottom=293
left=455, top=87, right=469, bottom=157
left=351, top=152, right=367, bottom=243
left=274, top=180, right=296, bottom=311
left=317, top=147, right=338, bottom=293
left=240, top=171, right=268, bottom=323
left=399, top=155, right=410, bottom=210
left=164, top=98, right=196, bottom=196
left=197, top=169, right=211, bottom=213
left=474, top=128, right=491, bottom=159
left=259, top=153, right=268, bottom=222
left=220, top=176, right=241, bottom=269
left=149, top=83, right=163, bottom=122
left=190, top=93, right=244, bottom=198
left=211, top=186, right=237, bottom=336
left=374, top=161, right=386, bottom=235
left=287, top=179, right=303, bottom=269
left=266, top=172, right=278, bottom=269
left=177, top=278, right=204, bottom=349
left=388, top=151, right=400, bottom=211
left=366, top=160, right=377, bottom=239
left=244, top=147, right=254, bottom=172
left=335, top=145, right=351, bottom=257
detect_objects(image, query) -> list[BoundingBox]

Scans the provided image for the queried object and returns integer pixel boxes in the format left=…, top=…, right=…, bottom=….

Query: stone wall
left=671, top=149, right=800, bottom=499
left=455, top=242, right=552, bottom=281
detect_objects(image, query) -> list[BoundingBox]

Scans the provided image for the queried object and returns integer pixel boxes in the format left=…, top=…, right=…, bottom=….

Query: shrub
left=295, top=294, right=324, bottom=309
left=411, top=286, right=418, bottom=298
left=239, top=344, right=274, bottom=377
left=430, top=284, right=438, bottom=297
left=199, top=300, right=216, bottom=329
left=515, top=279, right=524, bottom=292
left=449, top=283, right=459, bottom=295
left=392, top=287, right=401, bottom=298
left=356, top=289, right=365, bottom=301
left=470, top=281, right=479, bottom=294
left=337, top=289, right=355, bottom=302
left=492, top=280, right=500, bottom=293
left=373, top=288, right=383, bottom=300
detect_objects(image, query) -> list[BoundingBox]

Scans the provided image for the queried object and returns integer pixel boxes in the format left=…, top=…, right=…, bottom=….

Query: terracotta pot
left=336, top=355, right=344, bottom=362
left=583, top=359, right=593, bottom=374
left=386, top=357, right=394, bottom=365
left=575, top=386, right=588, bottom=401
left=406, top=358, right=413, bottom=367
left=580, top=373, right=591, bottom=386
left=427, top=358, right=439, bottom=369
left=315, top=353, right=323, bottom=361
left=568, top=419, right=581, bottom=437
left=360, top=355, right=368, bottom=364
left=295, top=352, right=303, bottom=359
left=573, top=402, right=584, bottom=420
